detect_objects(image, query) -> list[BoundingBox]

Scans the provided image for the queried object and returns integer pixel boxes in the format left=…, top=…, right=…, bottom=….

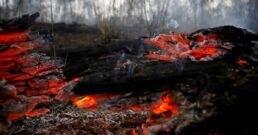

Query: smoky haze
left=0, top=0, right=257, bottom=33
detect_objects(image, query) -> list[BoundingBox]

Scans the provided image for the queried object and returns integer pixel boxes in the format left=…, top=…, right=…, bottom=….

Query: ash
left=7, top=101, right=147, bottom=135
left=6, top=86, right=217, bottom=135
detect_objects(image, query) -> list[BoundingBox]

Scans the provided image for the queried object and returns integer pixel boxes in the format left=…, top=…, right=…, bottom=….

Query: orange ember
left=190, top=45, right=225, bottom=60
left=25, top=108, right=50, bottom=117
left=131, top=124, right=149, bottom=135
left=141, top=124, right=148, bottom=135
left=7, top=96, right=52, bottom=121
left=145, top=33, right=232, bottom=62
left=0, top=42, right=42, bottom=57
left=131, top=129, right=139, bottom=135
left=151, top=93, right=179, bottom=115
left=236, top=58, right=248, bottom=65
left=73, top=96, right=97, bottom=110
left=131, top=105, right=142, bottom=111
left=193, top=33, right=224, bottom=42
left=1, top=26, right=80, bottom=122
left=0, top=31, right=29, bottom=45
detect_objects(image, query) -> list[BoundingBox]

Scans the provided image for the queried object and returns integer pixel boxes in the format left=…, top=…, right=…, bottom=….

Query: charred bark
left=0, top=12, right=39, bottom=33
left=56, top=26, right=258, bottom=94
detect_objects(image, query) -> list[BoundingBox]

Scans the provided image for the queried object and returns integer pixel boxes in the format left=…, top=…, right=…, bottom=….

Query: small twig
left=50, top=0, right=56, bottom=61
left=64, top=52, right=69, bottom=68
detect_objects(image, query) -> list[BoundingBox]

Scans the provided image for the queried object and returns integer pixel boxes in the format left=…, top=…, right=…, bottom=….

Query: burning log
left=5, top=69, right=258, bottom=135
left=37, top=26, right=256, bottom=134
left=53, top=26, right=257, bottom=95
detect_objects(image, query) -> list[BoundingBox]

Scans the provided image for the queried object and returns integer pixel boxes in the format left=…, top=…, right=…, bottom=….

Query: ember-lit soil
left=7, top=100, right=147, bottom=135
left=5, top=89, right=212, bottom=135
left=6, top=66, right=258, bottom=135
left=4, top=60, right=258, bottom=135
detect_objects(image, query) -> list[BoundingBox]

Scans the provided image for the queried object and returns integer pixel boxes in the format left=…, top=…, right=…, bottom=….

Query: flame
left=70, top=93, right=121, bottom=111
left=151, top=93, right=179, bottom=115
left=73, top=96, right=97, bottom=110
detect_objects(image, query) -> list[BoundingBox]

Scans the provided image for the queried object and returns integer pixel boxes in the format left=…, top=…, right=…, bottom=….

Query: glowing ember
left=131, top=105, right=142, bottom=111
left=192, top=33, right=224, bottom=43
left=236, top=57, right=248, bottom=65
left=190, top=45, right=228, bottom=60
left=0, top=14, right=79, bottom=124
left=7, top=95, right=52, bottom=121
left=145, top=32, right=233, bottom=62
left=73, top=96, right=97, bottom=110
left=0, top=31, right=29, bottom=45
left=151, top=93, right=179, bottom=115
left=69, top=91, right=180, bottom=135
left=70, top=93, right=121, bottom=111
left=141, top=124, right=148, bottom=135
left=25, top=108, right=50, bottom=117
left=131, top=129, right=139, bottom=135
left=130, top=124, right=149, bottom=135
left=0, top=42, right=42, bottom=57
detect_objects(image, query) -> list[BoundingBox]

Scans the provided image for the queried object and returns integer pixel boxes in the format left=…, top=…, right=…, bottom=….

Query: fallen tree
left=57, top=26, right=258, bottom=95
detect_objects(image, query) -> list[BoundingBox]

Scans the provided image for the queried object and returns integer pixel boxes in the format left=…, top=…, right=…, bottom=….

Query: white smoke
left=0, top=0, right=257, bottom=32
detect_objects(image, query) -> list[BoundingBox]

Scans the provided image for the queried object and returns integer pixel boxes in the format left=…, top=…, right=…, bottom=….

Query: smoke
left=0, top=0, right=257, bottom=33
